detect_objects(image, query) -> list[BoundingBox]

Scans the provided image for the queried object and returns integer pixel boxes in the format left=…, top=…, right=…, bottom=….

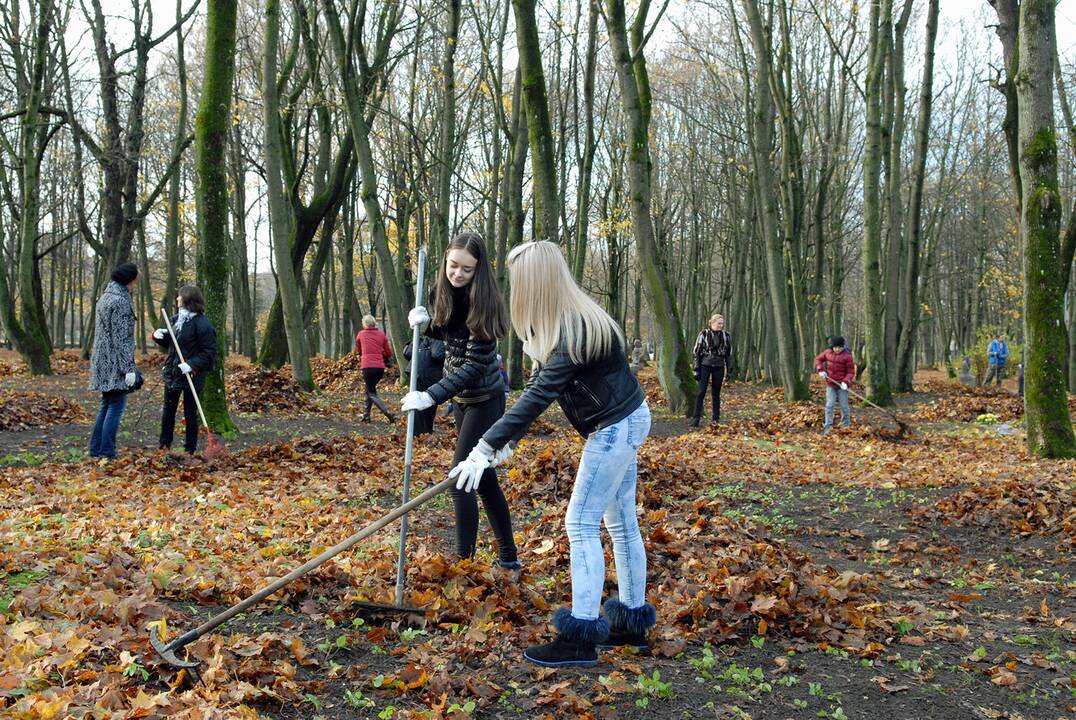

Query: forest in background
left=0, top=0, right=1074, bottom=452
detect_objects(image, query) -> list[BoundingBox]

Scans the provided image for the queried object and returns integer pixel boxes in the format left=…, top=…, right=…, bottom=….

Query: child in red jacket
left=814, top=335, right=855, bottom=434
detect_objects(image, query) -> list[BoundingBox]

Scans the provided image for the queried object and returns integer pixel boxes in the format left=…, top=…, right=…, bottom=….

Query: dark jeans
left=451, top=394, right=517, bottom=563
left=362, top=368, right=393, bottom=420
left=693, top=364, right=725, bottom=421
left=89, top=390, right=128, bottom=458
left=160, top=382, right=202, bottom=452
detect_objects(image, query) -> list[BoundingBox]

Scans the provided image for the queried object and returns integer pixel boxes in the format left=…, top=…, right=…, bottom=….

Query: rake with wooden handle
left=148, top=476, right=455, bottom=676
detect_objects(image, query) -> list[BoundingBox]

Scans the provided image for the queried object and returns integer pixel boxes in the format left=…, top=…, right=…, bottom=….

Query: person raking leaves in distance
left=153, top=285, right=218, bottom=454
left=815, top=335, right=856, bottom=434
left=400, top=232, right=522, bottom=581
left=448, top=241, right=656, bottom=668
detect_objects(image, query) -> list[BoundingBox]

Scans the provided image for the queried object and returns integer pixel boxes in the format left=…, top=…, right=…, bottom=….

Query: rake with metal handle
left=395, top=247, right=427, bottom=607
left=148, top=476, right=455, bottom=671
left=160, top=308, right=228, bottom=458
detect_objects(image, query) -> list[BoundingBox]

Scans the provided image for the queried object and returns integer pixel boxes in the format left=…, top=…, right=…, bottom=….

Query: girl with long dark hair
left=400, top=232, right=521, bottom=578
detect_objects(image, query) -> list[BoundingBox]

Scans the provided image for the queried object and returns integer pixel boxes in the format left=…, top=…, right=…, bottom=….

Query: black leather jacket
left=483, top=337, right=645, bottom=448
left=424, top=323, right=503, bottom=404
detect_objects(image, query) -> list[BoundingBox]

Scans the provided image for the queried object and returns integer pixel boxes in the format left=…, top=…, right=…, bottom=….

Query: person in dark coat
left=89, top=263, right=140, bottom=459
left=402, top=336, right=445, bottom=435
left=400, top=232, right=520, bottom=578
left=691, top=314, right=734, bottom=426
left=153, top=285, right=218, bottom=453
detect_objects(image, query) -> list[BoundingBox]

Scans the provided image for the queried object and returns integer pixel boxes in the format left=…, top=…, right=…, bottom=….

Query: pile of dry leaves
left=0, top=390, right=87, bottom=431
left=914, top=474, right=1076, bottom=545
left=225, top=365, right=317, bottom=414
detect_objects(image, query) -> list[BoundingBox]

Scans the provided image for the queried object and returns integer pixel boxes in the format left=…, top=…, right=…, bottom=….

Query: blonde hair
left=362, top=314, right=376, bottom=328
left=710, top=314, right=724, bottom=325
left=506, top=241, right=623, bottom=364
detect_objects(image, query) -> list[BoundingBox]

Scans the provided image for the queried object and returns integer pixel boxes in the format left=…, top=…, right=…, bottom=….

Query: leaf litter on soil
left=2, top=365, right=1075, bottom=718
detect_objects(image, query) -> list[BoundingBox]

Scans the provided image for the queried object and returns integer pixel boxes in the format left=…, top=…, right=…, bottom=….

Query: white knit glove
left=400, top=391, right=434, bottom=412
left=178, top=362, right=192, bottom=374
left=407, top=306, right=430, bottom=329
left=153, top=328, right=166, bottom=341
left=125, top=372, right=136, bottom=387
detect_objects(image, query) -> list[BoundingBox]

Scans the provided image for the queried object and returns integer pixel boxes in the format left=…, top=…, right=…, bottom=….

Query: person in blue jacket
left=984, top=332, right=1009, bottom=386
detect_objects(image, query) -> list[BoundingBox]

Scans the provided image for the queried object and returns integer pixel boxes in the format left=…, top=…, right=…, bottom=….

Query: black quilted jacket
left=424, top=292, right=503, bottom=404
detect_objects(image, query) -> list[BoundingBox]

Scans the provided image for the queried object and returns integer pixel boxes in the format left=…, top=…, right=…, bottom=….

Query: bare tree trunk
left=895, top=0, right=939, bottom=391
left=862, top=0, right=893, bottom=404
left=605, top=0, right=696, bottom=412
left=263, top=0, right=313, bottom=390
left=571, top=0, right=599, bottom=279
left=511, top=0, right=559, bottom=243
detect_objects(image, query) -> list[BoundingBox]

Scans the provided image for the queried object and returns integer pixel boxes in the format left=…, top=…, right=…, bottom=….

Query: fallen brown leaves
left=0, top=390, right=87, bottom=431
left=913, top=474, right=1076, bottom=546
left=225, top=365, right=317, bottom=414
left=3, top=370, right=1076, bottom=718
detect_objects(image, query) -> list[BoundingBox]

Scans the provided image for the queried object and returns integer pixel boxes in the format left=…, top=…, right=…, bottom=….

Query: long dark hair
left=432, top=232, right=507, bottom=341
left=178, top=285, right=205, bottom=314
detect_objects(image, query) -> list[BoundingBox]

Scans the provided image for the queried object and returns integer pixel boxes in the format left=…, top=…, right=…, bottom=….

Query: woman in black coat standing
left=691, top=314, right=733, bottom=427
left=153, top=285, right=218, bottom=454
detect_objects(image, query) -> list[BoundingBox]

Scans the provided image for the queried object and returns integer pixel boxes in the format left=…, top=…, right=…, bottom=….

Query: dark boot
left=598, top=599, right=656, bottom=652
left=524, top=608, right=608, bottom=667
left=362, top=396, right=372, bottom=422
left=371, top=394, right=395, bottom=422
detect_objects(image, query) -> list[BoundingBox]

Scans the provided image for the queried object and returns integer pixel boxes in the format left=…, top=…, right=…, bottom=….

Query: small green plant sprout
left=446, top=700, right=476, bottom=715
left=378, top=706, right=397, bottom=719
left=895, top=618, right=915, bottom=636
left=634, top=670, right=673, bottom=707
left=352, top=617, right=365, bottom=630
left=750, top=634, right=766, bottom=649
left=344, top=688, right=374, bottom=709
left=399, top=627, right=427, bottom=642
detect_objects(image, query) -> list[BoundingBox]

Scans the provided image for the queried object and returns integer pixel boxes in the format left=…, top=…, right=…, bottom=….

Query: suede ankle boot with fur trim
left=598, top=599, right=656, bottom=652
left=523, top=608, right=609, bottom=667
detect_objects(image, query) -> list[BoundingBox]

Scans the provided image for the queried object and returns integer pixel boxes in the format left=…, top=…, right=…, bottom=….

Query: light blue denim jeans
left=565, top=402, right=651, bottom=620
left=824, top=386, right=850, bottom=430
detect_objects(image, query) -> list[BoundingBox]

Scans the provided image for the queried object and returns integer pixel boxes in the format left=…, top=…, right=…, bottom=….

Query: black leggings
left=451, top=394, right=517, bottom=563
left=362, top=368, right=393, bottom=419
left=160, top=382, right=202, bottom=452
left=693, top=364, right=725, bottom=421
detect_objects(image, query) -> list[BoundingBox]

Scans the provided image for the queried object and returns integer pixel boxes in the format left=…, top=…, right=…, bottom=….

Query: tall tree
left=193, top=0, right=239, bottom=431
left=862, top=0, right=893, bottom=405
left=605, top=0, right=696, bottom=412
left=895, top=0, right=939, bottom=391
left=1013, top=0, right=1076, bottom=457
left=0, top=0, right=55, bottom=374
left=740, top=0, right=809, bottom=401
left=263, top=0, right=313, bottom=389
left=511, top=0, right=559, bottom=243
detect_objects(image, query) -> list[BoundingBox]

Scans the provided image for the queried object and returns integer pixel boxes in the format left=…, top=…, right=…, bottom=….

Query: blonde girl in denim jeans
left=448, top=241, right=655, bottom=667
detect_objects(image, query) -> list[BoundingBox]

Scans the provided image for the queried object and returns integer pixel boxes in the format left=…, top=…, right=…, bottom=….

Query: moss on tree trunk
left=194, top=0, right=238, bottom=432
left=1015, top=0, right=1076, bottom=458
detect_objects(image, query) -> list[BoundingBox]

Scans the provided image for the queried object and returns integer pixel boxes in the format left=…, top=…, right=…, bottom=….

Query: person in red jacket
left=814, top=335, right=855, bottom=434
left=355, top=315, right=396, bottom=422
